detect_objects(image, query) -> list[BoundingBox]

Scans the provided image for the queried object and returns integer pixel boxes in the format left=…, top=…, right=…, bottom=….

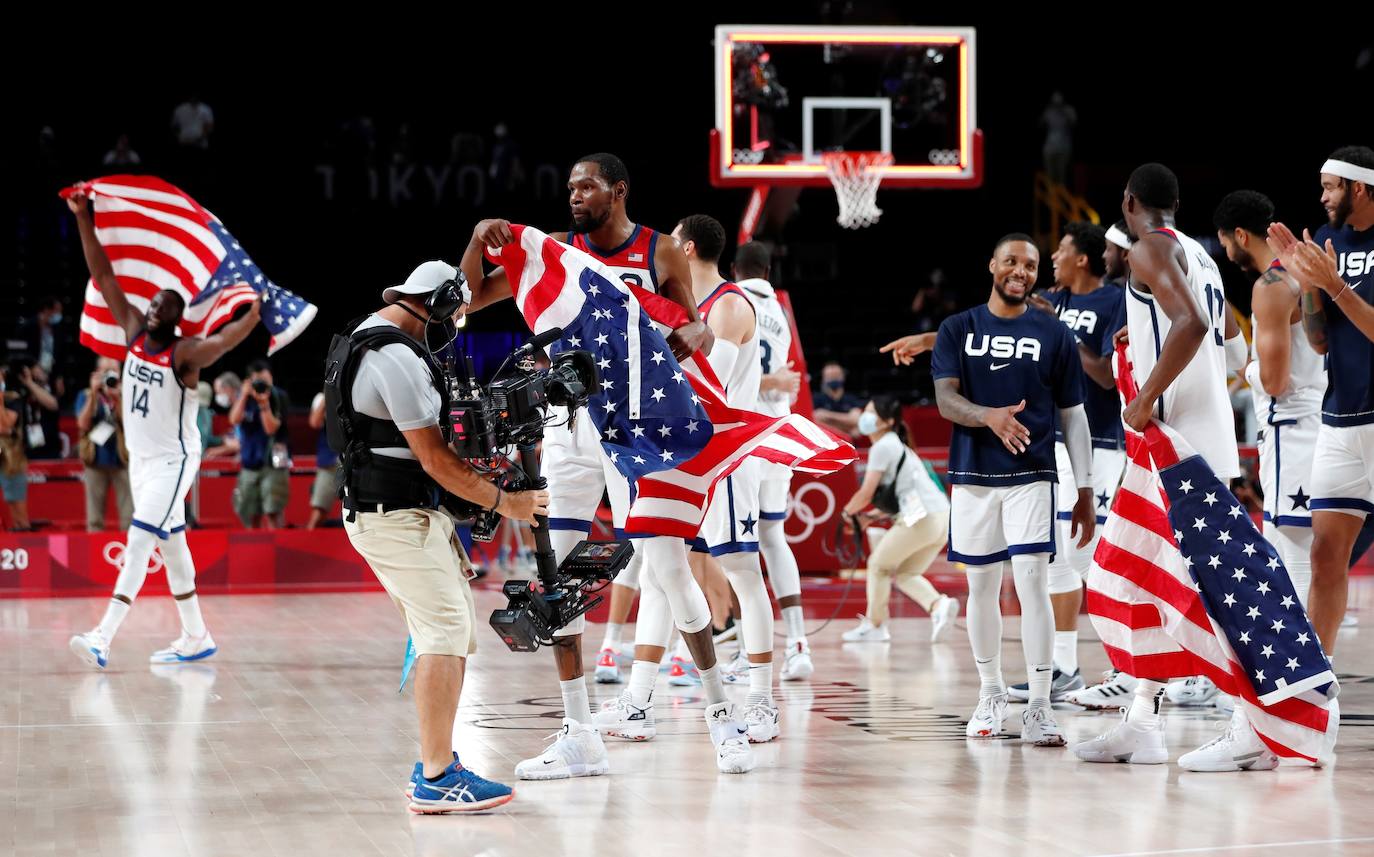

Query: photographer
left=332, top=261, right=545, bottom=813
left=229, top=359, right=290, bottom=528
left=75, top=357, right=132, bottom=532
left=0, top=366, right=31, bottom=531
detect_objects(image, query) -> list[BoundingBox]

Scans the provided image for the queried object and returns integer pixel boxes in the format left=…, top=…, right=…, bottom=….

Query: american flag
left=60, top=175, right=315, bottom=359
left=487, top=225, right=854, bottom=537
left=1086, top=345, right=1339, bottom=763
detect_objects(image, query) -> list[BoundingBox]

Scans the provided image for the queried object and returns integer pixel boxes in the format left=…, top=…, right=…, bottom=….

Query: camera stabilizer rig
left=439, top=328, right=635, bottom=652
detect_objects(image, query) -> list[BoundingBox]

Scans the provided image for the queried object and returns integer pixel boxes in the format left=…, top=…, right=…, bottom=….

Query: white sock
left=95, top=598, right=130, bottom=641
left=628, top=660, right=657, bottom=707
left=746, top=661, right=773, bottom=706
left=602, top=623, right=623, bottom=650
left=1054, top=631, right=1079, bottom=675
left=1027, top=663, right=1054, bottom=707
left=560, top=677, right=592, bottom=723
left=699, top=664, right=726, bottom=705
left=1128, top=680, right=1167, bottom=727
left=781, top=605, right=806, bottom=643
left=174, top=593, right=207, bottom=638
left=976, top=655, right=1005, bottom=698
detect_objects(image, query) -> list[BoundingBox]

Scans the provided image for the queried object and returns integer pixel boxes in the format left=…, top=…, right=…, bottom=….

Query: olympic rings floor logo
left=103, top=541, right=165, bottom=574
left=784, top=482, right=836, bottom=544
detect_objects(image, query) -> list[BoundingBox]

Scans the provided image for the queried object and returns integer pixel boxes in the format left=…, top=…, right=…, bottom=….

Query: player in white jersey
left=65, top=189, right=262, bottom=669
left=1216, top=191, right=1324, bottom=605
left=733, top=242, right=814, bottom=681
left=1074, top=164, right=1270, bottom=773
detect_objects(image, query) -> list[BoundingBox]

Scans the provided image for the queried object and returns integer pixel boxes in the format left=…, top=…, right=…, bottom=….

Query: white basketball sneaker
left=69, top=630, right=111, bottom=669
left=721, top=648, right=751, bottom=683
left=1064, top=669, right=1138, bottom=710
left=965, top=692, right=1009, bottom=738
left=514, top=718, right=610, bottom=780
left=1021, top=704, right=1067, bottom=747
left=930, top=596, right=960, bottom=642
left=780, top=639, right=814, bottom=681
left=841, top=615, right=891, bottom=643
left=592, top=692, right=656, bottom=741
left=1073, top=711, right=1169, bottom=764
left=743, top=700, right=781, bottom=743
left=706, top=701, right=756, bottom=774
left=593, top=647, right=622, bottom=684
left=1166, top=675, right=1219, bottom=706
left=1178, top=708, right=1279, bottom=772
left=149, top=632, right=217, bottom=665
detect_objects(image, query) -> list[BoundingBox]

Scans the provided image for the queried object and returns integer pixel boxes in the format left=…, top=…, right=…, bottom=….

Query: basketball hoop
left=822, top=151, right=893, bottom=229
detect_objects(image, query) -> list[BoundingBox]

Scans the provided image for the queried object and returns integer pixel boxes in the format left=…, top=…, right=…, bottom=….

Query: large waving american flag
left=60, top=176, right=315, bottom=359
left=1086, top=345, right=1339, bottom=764
left=487, top=225, right=854, bottom=537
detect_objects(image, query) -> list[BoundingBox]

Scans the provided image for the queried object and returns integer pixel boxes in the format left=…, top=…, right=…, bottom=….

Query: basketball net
left=822, top=151, right=893, bottom=229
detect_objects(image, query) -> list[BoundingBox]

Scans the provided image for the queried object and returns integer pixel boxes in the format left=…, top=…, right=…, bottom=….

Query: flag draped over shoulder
left=1086, top=344, right=1339, bottom=764
left=486, top=225, right=855, bottom=537
left=60, top=176, right=315, bottom=359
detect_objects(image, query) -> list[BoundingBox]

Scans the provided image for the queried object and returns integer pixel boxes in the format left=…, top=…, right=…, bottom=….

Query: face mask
left=48, top=313, right=63, bottom=326
left=824, top=380, right=844, bottom=392
left=215, top=393, right=231, bottom=409
left=857, top=412, right=879, bottom=435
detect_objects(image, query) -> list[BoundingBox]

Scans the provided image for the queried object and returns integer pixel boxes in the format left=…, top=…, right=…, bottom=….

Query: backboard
left=710, top=25, right=981, bottom=189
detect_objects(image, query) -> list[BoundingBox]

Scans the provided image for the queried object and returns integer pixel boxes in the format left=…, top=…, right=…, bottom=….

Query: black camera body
left=490, top=539, right=634, bottom=651
left=251, top=378, right=270, bottom=395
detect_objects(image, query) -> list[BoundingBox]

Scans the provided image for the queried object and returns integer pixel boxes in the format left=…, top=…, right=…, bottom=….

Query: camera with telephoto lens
left=251, top=378, right=270, bottom=395
left=102, top=371, right=120, bottom=389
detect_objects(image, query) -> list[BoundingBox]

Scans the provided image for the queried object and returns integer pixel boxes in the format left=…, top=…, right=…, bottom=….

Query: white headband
left=1321, top=159, right=1374, bottom=186
left=1105, top=224, right=1133, bottom=249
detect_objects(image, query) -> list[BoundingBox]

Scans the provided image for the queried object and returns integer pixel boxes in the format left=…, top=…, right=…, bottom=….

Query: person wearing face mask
left=10, top=295, right=74, bottom=400
left=813, top=361, right=866, bottom=437
left=840, top=396, right=960, bottom=644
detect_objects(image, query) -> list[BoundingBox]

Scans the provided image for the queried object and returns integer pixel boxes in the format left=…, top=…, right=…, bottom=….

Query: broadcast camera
left=438, top=329, right=634, bottom=652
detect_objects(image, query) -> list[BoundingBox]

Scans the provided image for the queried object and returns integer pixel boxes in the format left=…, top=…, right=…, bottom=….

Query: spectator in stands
left=75, top=358, right=132, bottom=532
left=15, top=360, right=61, bottom=460
left=212, top=372, right=240, bottom=414
left=909, top=268, right=957, bottom=333
left=1040, top=91, right=1077, bottom=185
left=10, top=295, right=74, bottom=399
left=0, top=365, right=32, bottom=531
left=102, top=134, right=142, bottom=167
left=196, top=382, right=238, bottom=459
left=171, top=94, right=214, bottom=149
left=813, top=361, right=866, bottom=437
left=306, top=391, right=339, bottom=529
left=230, top=359, right=291, bottom=529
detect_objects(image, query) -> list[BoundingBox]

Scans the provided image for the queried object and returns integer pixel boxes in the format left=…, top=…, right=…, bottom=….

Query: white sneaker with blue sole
left=69, top=631, right=110, bottom=669
left=149, top=632, right=217, bottom=664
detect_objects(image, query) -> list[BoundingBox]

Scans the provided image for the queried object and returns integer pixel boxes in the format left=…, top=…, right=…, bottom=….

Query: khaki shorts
left=311, top=465, right=339, bottom=511
left=234, top=466, right=290, bottom=524
left=345, top=507, right=478, bottom=657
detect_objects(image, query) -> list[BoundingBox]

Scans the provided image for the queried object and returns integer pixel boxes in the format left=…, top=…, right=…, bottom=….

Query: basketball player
left=930, top=232, right=1096, bottom=746
left=1072, top=164, right=1265, bottom=772
left=463, top=154, right=756, bottom=776
left=65, top=189, right=262, bottom=668
left=1265, top=145, right=1374, bottom=654
left=734, top=241, right=814, bottom=681
left=1006, top=222, right=1125, bottom=703
left=1215, top=191, right=1321, bottom=606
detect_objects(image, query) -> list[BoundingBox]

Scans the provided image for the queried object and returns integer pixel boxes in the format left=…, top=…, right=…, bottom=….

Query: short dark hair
left=993, top=232, right=1036, bottom=255
left=676, top=214, right=727, bottom=263
left=869, top=395, right=911, bottom=447
left=1328, top=145, right=1374, bottom=187
left=575, top=152, right=629, bottom=190
left=1063, top=222, right=1107, bottom=277
left=247, top=358, right=272, bottom=375
left=1128, top=163, right=1180, bottom=210
left=734, top=242, right=770, bottom=279
left=1213, top=190, right=1274, bottom=238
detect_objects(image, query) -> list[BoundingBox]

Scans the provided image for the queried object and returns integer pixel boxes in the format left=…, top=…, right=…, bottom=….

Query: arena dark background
left=6, top=12, right=1370, bottom=405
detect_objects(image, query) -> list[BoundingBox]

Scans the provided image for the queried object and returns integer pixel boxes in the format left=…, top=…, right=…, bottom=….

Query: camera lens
left=252, top=379, right=269, bottom=394
left=103, top=372, right=120, bottom=389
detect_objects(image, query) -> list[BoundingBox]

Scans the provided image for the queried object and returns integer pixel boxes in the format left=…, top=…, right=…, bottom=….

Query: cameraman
left=75, top=357, right=132, bottom=532
left=229, top=359, right=290, bottom=528
left=335, top=261, right=546, bottom=813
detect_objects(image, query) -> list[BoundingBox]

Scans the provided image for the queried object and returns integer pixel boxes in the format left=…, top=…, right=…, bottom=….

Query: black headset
left=424, top=270, right=470, bottom=323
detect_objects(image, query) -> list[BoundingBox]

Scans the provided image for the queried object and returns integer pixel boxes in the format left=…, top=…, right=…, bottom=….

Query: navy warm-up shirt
left=1315, top=222, right=1374, bottom=427
left=1052, top=284, right=1126, bottom=449
left=931, top=304, right=1086, bottom=487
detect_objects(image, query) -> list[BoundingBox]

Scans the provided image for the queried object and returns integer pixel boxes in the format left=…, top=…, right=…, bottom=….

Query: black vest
left=323, top=316, right=451, bottom=519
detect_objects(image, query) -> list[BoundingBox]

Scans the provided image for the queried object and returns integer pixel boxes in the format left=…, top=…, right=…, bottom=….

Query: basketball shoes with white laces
left=707, top=701, right=756, bottom=774
left=1166, top=675, right=1219, bottom=706
left=779, top=640, right=814, bottom=681
left=930, top=596, right=960, bottom=642
left=592, top=691, right=656, bottom=740
left=1021, top=703, right=1067, bottom=746
left=593, top=647, right=622, bottom=684
left=69, top=631, right=110, bottom=669
left=1072, top=710, right=1169, bottom=764
left=965, top=692, right=1009, bottom=738
left=1178, top=708, right=1279, bottom=772
left=743, top=700, right=781, bottom=743
left=841, top=615, right=891, bottom=642
left=149, top=632, right=217, bottom=664
left=514, top=718, right=610, bottom=780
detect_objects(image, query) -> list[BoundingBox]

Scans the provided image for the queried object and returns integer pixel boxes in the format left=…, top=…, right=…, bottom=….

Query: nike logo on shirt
left=990, top=362, right=1010, bottom=371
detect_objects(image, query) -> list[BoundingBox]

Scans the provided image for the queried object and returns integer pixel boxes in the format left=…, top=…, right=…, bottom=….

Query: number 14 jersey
left=123, top=331, right=201, bottom=459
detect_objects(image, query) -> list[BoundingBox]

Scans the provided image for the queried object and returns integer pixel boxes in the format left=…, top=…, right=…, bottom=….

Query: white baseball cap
left=382, top=260, right=462, bottom=305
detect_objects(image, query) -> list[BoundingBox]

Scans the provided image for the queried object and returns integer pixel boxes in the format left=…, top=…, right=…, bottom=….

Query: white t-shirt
left=349, top=315, right=441, bottom=460
left=868, top=432, right=949, bottom=525
left=172, top=101, right=214, bottom=147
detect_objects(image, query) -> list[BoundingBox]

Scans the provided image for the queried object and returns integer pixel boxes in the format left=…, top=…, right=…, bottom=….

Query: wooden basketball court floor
left=4, top=575, right=1373, bottom=857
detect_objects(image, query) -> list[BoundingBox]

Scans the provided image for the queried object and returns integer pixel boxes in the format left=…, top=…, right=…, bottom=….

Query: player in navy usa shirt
left=1268, top=145, right=1374, bottom=654
left=931, top=232, right=1095, bottom=747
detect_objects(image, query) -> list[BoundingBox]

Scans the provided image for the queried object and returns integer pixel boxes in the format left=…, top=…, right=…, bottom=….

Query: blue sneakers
left=409, top=759, right=514, bottom=814
left=405, top=752, right=457, bottom=797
